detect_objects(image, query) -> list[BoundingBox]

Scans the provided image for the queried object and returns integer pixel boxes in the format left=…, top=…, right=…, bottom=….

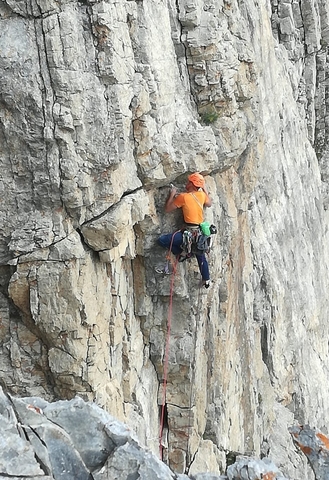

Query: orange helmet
left=188, top=172, right=205, bottom=188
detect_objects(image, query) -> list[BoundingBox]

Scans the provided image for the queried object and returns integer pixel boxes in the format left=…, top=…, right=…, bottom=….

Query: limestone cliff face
left=1, top=0, right=329, bottom=477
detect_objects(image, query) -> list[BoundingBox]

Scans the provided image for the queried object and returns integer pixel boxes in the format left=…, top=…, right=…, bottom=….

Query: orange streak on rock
left=299, top=444, right=312, bottom=455
left=317, top=432, right=329, bottom=450
left=263, top=472, right=275, bottom=480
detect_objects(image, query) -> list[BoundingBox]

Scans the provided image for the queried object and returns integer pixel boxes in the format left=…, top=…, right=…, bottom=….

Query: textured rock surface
left=0, top=388, right=290, bottom=479
left=289, top=425, right=329, bottom=480
left=1, top=0, right=329, bottom=478
left=0, top=389, right=173, bottom=479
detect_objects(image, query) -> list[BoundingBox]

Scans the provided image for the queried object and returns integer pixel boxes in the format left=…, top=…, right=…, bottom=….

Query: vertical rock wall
left=1, top=0, right=329, bottom=477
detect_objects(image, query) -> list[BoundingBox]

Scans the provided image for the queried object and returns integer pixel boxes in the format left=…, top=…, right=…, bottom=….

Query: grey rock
left=32, top=423, right=91, bottom=480
left=43, top=399, right=131, bottom=470
left=289, top=425, right=329, bottom=480
left=227, top=456, right=289, bottom=479
left=191, top=475, right=227, bottom=480
left=10, top=396, right=128, bottom=472
left=23, top=425, right=53, bottom=476
left=93, top=442, right=176, bottom=480
left=1, top=477, right=53, bottom=480
left=0, top=415, right=45, bottom=477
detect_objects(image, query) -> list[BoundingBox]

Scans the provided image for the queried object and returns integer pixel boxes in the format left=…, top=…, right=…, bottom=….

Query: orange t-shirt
left=174, top=191, right=207, bottom=224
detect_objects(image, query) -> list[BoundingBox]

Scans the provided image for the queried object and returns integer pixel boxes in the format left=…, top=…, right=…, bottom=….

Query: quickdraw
left=181, top=225, right=214, bottom=256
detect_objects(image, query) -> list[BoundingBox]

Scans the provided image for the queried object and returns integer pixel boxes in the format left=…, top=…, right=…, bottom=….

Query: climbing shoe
left=203, top=280, right=210, bottom=289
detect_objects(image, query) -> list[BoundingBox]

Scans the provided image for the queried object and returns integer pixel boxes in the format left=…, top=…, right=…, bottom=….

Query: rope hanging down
left=158, top=235, right=207, bottom=462
left=159, top=232, right=180, bottom=459
left=159, top=255, right=178, bottom=460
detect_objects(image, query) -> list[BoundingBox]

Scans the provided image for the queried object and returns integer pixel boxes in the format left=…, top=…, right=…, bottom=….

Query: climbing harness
left=180, top=223, right=216, bottom=257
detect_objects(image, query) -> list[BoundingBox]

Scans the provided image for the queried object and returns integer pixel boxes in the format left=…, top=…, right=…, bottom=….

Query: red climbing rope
left=158, top=232, right=208, bottom=462
left=159, top=234, right=179, bottom=460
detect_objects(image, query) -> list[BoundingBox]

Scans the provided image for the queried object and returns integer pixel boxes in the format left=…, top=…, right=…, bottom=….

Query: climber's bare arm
left=165, top=188, right=178, bottom=213
left=203, top=187, right=212, bottom=207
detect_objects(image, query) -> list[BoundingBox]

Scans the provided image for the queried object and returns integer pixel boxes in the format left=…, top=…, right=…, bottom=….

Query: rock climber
left=157, top=172, right=212, bottom=288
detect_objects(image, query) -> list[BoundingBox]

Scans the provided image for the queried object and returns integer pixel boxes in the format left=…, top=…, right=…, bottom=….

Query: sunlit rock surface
left=1, top=0, right=329, bottom=477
